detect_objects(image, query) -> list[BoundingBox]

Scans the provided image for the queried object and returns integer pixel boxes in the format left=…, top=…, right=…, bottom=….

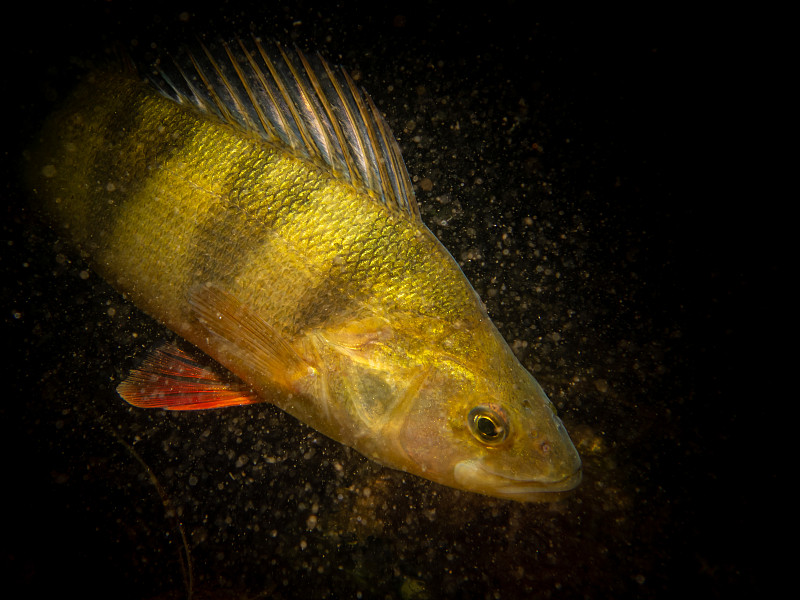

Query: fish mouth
left=453, top=459, right=582, bottom=501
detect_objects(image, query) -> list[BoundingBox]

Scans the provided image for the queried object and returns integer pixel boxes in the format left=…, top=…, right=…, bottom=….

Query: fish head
left=313, top=312, right=581, bottom=502
left=387, top=328, right=582, bottom=502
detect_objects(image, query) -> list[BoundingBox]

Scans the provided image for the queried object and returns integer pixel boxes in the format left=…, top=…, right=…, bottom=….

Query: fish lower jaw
left=453, top=459, right=582, bottom=502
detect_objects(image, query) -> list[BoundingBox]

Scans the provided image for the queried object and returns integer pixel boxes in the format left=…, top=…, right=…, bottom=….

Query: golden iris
left=467, top=405, right=509, bottom=444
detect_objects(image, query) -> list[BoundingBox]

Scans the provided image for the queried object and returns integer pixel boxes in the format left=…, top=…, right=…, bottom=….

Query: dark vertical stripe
left=79, top=78, right=196, bottom=249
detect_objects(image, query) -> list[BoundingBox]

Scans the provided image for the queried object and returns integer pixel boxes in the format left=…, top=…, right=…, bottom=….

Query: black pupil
left=476, top=415, right=499, bottom=438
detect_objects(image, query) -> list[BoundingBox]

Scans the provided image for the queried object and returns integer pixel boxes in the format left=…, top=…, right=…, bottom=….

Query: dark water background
left=2, top=2, right=770, bottom=598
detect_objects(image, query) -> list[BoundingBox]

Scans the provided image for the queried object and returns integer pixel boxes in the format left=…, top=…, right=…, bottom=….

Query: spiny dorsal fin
left=149, top=37, right=420, bottom=221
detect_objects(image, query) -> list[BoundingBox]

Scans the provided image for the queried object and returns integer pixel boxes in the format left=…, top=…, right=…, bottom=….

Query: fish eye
left=467, top=405, right=509, bottom=445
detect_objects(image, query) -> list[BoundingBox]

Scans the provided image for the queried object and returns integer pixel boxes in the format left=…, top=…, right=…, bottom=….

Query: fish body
left=28, top=40, right=581, bottom=501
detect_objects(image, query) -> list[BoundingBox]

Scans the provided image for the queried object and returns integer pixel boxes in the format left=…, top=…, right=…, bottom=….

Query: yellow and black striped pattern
left=31, top=73, right=480, bottom=338
left=27, top=56, right=582, bottom=502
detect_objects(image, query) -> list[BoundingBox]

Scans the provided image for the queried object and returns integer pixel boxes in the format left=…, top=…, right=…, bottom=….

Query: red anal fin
left=117, top=342, right=261, bottom=411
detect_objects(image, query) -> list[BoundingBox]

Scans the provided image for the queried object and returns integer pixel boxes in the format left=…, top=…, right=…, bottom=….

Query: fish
left=26, top=37, right=582, bottom=502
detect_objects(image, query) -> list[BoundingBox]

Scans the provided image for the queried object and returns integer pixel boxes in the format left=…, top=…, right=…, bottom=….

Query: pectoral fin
left=117, top=342, right=260, bottom=410
left=188, top=282, right=316, bottom=391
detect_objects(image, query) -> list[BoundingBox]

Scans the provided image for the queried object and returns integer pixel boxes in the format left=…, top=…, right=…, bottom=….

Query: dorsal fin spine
left=220, top=40, right=265, bottom=133
left=341, top=66, right=381, bottom=197
left=259, top=42, right=314, bottom=155
left=149, top=37, right=420, bottom=221
left=299, top=50, right=357, bottom=183
left=322, top=59, right=373, bottom=194
left=227, top=41, right=269, bottom=136
left=165, top=57, right=208, bottom=113
left=368, top=93, right=417, bottom=215
left=277, top=44, right=338, bottom=171
left=189, top=48, right=235, bottom=124
left=203, top=43, right=254, bottom=129
left=365, top=93, right=400, bottom=209
left=237, top=39, right=294, bottom=147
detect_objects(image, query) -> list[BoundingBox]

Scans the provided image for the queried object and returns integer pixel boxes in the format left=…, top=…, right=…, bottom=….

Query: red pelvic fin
left=117, top=342, right=261, bottom=411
